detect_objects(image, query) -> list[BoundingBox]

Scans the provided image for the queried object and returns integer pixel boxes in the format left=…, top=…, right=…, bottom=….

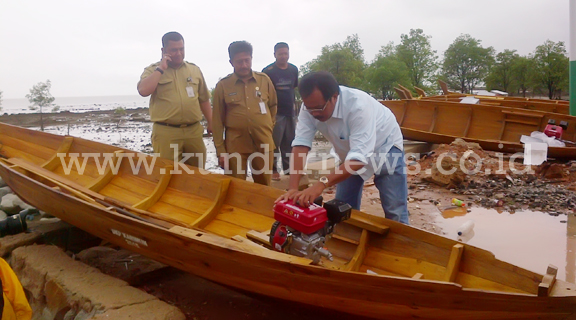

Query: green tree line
left=301, top=30, right=569, bottom=100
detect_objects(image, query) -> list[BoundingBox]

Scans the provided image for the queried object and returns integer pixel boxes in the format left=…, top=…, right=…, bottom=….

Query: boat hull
left=381, top=99, right=576, bottom=159
left=0, top=123, right=575, bottom=319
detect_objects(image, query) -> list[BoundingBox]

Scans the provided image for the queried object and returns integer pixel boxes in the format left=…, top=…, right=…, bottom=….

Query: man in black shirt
left=262, top=42, right=299, bottom=181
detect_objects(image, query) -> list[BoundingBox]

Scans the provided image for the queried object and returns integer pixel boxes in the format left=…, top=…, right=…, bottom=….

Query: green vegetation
left=532, top=40, right=569, bottom=99
left=364, top=43, right=410, bottom=99
left=396, top=29, right=438, bottom=90
left=300, top=32, right=569, bottom=99
left=114, top=106, right=127, bottom=115
left=26, top=80, right=58, bottom=131
left=301, top=34, right=365, bottom=88
left=443, top=34, right=495, bottom=94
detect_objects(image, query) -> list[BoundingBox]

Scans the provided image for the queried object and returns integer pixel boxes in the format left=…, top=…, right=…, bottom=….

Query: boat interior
left=0, top=123, right=569, bottom=298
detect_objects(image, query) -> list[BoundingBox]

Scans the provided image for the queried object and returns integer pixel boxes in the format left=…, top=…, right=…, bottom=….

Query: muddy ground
left=2, top=108, right=576, bottom=319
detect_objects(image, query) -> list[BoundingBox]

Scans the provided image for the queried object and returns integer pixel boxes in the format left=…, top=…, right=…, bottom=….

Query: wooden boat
left=0, top=122, right=575, bottom=319
left=381, top=99, right=576, bottom=159
left=434, top=80, right=570, bottom=114
left=422, top=95, right=570, bottom=115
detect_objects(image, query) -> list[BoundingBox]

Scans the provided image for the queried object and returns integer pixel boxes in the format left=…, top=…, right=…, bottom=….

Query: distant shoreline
left=1, top=95, right=150, bottom=116
left=0, top=107, right=150, bottom=128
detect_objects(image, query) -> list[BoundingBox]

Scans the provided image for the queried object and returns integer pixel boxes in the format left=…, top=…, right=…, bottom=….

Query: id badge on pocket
left=186, top=86, right=195, bottom=97
left=259, top=101, right=267, bottom=114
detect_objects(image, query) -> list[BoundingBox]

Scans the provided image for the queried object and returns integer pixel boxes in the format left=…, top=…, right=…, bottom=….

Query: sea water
left=1, top=95, right=149, bottom=114
left=437, top=207, right=576, bottom=283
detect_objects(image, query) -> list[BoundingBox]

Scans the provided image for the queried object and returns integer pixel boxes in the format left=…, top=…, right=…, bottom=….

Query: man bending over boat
left=137, top=31, right=213, bottom=169
left=275, top=71, right=409, bottom=224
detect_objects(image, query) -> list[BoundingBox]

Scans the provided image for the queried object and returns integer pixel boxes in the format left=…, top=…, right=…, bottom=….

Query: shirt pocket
left=223, top=94, right=245, bottom=126
left=186, top=81, right=200, bottom=100
left=224, top=94, right=241, bottom=106
left=258, top=90, right=269, bottom=104
left=157, top=78, right=175, bottom=96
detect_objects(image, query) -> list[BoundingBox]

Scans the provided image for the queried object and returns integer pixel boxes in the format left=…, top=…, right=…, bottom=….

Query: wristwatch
left=155, top=67, right=164, bottom=75
left=319, top=176, right=329, bottom=187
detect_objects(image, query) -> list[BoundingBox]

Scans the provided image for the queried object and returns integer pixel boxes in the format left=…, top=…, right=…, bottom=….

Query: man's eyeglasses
left=305, top=98, right=330, bottom=113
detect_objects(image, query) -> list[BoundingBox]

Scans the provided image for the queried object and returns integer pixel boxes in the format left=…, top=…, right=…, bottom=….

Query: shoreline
left=0, top=107, right=150, bottom=128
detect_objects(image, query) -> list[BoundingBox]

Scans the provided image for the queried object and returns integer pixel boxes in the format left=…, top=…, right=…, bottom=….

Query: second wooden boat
left=381, top=99, right=576, bottom=159
left=434, top=80, right=569, bottom=114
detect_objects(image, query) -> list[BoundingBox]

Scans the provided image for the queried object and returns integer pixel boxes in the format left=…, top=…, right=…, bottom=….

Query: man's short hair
left=274, top=42, right=289, bottom=52
left=299, top=71, right=339, bottom=101
left=162, top=32, right=184, bottom=48
left=228, top=41, right=253, bottom=60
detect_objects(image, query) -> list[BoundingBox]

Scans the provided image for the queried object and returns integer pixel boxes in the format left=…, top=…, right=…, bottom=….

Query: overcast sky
left=0, top=0, right=569, bottom=99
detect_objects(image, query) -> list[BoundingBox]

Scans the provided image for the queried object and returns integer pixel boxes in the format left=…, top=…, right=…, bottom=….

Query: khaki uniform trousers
left=151, top=122, right=206, bottom=169
left=225, top=151, right=273, bottom=186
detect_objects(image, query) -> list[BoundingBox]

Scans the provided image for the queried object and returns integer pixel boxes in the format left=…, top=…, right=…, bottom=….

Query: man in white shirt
left=275, top=71, right=409, bottom=224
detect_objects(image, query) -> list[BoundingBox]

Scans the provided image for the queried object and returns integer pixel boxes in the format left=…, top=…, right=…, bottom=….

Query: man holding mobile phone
left=138, top=31, right=212, bottom=169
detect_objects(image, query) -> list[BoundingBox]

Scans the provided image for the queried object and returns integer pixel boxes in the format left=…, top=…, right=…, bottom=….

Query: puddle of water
left=436, top=207, right=576, bottom=283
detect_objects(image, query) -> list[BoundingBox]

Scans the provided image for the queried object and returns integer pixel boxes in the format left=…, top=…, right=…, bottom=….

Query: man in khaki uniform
left=212, top=41, right=277, bottom=185
left=137, top=31, right=212, bottom=169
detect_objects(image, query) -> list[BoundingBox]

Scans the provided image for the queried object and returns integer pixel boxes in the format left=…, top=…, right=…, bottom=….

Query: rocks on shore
left=412, top=139, right=576, bottom=216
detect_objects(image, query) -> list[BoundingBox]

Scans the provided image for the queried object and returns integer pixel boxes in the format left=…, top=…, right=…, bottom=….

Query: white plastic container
left=456, top=220, right=475, bottom=236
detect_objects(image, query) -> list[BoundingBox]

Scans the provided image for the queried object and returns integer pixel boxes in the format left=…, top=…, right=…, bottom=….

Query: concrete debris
left=10, top=245, right=185, bottom=320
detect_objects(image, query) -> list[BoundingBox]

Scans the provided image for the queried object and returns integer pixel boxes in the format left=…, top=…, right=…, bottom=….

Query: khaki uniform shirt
left=141, top=61, right=210, bottom=124
left=213, top=71, right=277, bottom=155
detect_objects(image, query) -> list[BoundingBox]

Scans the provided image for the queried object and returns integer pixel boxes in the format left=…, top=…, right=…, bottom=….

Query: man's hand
left=137, top=54, right=171, bottom=97
left=275, top=182, right=325, bottom=208
left=275, top=189, right=300, bottom=203
left=218, top=155, right=226, bottom=170
left=159, top=54, right=171, bottom=71
left=206, top=122, right=213, bottom=136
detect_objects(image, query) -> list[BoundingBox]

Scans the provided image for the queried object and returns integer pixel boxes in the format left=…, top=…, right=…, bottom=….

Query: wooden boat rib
left=434, top=80, right=570, bottom=114
left=381, top=99, right=576, bottom=159
left=421, top=95, right=570, bottom=115
left=0, top=122, right=575, bottom=319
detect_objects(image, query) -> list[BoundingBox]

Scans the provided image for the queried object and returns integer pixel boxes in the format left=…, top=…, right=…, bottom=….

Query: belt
left=155, top=121, right=198, bottom=128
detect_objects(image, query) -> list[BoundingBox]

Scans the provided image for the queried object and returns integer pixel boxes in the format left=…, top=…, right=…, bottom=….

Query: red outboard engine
left=270, top=198, right=351, bottom=264
left=544, top=119, right=568, bottom=139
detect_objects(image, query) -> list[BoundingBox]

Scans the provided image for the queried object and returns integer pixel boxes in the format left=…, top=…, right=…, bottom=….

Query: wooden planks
left=246, top=230, right=272, bottom=249
left=398, top=85, right=413, bottom=99
left=394, top=87, right=408, bottom=100
left=86, top=151, right=124, bottom=192
left=344, top=229, right=369, bottom=272
left=4, top=123, right=576, bottom=320
left=364, top=246, right=446, bottom=279
left=538, top=265, right=558, bottom=297
left=0, top=144, right=47, bottom=165
left=380, top=98, right=576, bottom=158
left=191, top=179, right=230, bottom=229
left=154, top=188, right=212, bottom=215
left=133, top=165, right=173, bottom=210
left=0, top=134, right=55, bottom=162
left=147, top=201, right=201, bottom=224
left=414, top=86, right=426, bottom=98
left=443, top=244, right=464, bottom=283
left=346, top=211, right=390, bottom=235
left=216, top=205, right=276, bottom=233
left=42, top=136, right=74, bottom=170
